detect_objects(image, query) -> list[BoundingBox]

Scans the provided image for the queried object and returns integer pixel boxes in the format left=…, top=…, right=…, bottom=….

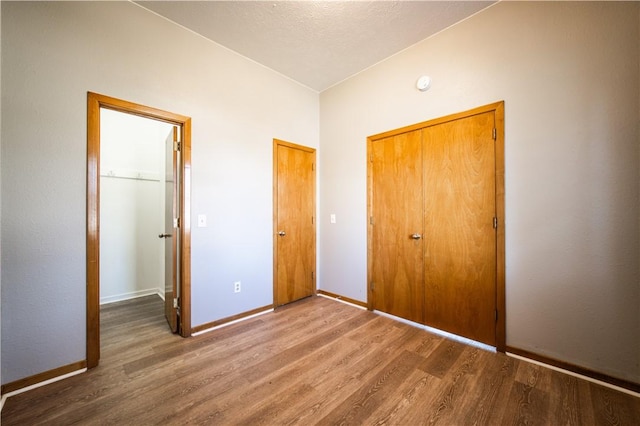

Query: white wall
left=2, top=0, right=637, bottom=389
left=1, top=1, right=318, bottom=385
left=319, top=1, right=640, bottom=383
left=100, top=109, right=171, bottom=304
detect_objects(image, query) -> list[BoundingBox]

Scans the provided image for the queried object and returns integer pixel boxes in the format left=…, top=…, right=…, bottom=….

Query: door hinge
left=174, top=217, right=180, bottom=228
left=173, top=298, right=179, bottom=309
left=492, top=128, right=497, bottom=140
left=369, top=153, right=373, bottom=162
left=370, top=282, right=375, bottom=291
left=312, top=162, right=315, bottom=171
left=312, top=271, right=315, bottom=281
left=312, top=216, right=314, bottom=224
left=174, top=141, right=181, bottom=151
left=370, top=216, right=374, bottom=225
left=493, top=217, right=498, bottom=229
left=495, top=309, right=498, bottom=322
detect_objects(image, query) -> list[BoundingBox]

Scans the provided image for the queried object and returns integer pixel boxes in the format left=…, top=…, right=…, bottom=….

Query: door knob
left=278, top=231, right=286, bottom=237
left=158, top=233, right=172, bottom=238
left=411, top=233, right=422, bottom=240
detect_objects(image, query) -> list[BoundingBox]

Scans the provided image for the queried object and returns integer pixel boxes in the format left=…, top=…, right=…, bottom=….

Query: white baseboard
left=506, top=352, right=640, bottom=398
left=191, top=308, right=274, bottom=336
left=100, top=289, right=163, bottom=305
left=373, top=310, right=497, bottom=353
left=1, top=367, right=87, bottom=412
left=318, top=293, right=366, bottom=310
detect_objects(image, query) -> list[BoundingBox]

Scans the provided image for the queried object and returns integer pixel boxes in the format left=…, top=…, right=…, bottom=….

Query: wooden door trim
left=369, top=102, right=504, bottom=141
left=366, top=101, right=506, bottom=352
left=493, top=102, right=506, bottom=352
left=86, top=92, right=192, bottom=369
left=272, top=139, right=317, bottom=307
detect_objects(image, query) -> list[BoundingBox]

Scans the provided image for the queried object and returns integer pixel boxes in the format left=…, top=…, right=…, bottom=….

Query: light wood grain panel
left=370, top=130, right=424, bottom=323
left=179, top=118, right=192, bottom=337
left=86, top=93, right=101, bottom=369
left=367, top=101, right=506, bottom=351
left=273, top=140, right=316, bottom=307
left=422, top=110, right=497, bottom=345
left=369, top=101, right=505, bottom=141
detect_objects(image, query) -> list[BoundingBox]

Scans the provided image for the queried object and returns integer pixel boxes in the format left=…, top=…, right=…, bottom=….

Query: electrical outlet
left=234, top=281, right=241, bottom=293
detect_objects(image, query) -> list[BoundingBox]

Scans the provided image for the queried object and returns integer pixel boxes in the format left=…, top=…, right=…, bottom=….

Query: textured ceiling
left=136, top=1, right=495, bottom=92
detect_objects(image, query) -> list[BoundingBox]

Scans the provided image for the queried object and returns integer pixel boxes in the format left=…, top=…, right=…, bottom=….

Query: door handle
left=278, top=231, right=286, bottom=237
left=158, top=234, right=172, bottom=238
left=411, top=233, right=422, bottom=240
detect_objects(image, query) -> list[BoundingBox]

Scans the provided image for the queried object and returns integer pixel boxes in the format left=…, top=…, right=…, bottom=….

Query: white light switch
left=197, top=214, right=207, bottom=227
left=330, top=214, right=336, bottom=224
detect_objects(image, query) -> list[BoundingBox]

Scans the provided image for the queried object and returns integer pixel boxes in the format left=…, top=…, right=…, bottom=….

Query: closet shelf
left=100, top=169, right=161, bottom=182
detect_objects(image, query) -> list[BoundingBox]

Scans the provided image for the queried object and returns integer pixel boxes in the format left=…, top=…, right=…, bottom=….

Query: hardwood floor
left=3, top=295, right=639, bottom=425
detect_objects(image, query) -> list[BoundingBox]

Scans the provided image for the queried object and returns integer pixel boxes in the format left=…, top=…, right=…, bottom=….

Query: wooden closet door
left=422, top=111, right=497, bottom=345
left=274, top=140, right=316, bottom=307
left=370, top=130, right=424, bottom=323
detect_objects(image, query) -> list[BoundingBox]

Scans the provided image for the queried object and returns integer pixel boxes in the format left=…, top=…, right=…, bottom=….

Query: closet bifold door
left=370, top=129, right=424, bottom=324
left=422, top=111, right=497, bottom=346
left=368, top=101, right=504, bottom=350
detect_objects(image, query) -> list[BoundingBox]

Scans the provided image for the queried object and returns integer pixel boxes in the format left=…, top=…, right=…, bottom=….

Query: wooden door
left=367, top=102, right=505, bottom=350
left=370, top=130, right=424, bottom=324
left=273, top=140, right=316, bottom=307
left=422, top=111, right=497, bottom=345
left=163, top=127, right=179, bottom=333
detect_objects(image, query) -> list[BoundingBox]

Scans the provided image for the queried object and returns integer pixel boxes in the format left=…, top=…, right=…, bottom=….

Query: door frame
left=366, top=101, right=505, bottom=352
left=272, top=139, right=317, bottom=307
left=86, top=92, right=192, bottom=368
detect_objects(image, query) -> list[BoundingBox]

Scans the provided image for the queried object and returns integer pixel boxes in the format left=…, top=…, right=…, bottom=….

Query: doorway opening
left=99, top=109, right=172, bottom=306
left=87, top=92, right=192, bottom=368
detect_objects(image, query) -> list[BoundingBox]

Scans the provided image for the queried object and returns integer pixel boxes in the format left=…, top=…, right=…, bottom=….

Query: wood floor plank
left=437, top=349, right=517, bottom=425
left=400, top=345, right=483, bottom=425
left=364, top=367, right=440, bottom=424
left=501, top=378, right=551, bottom=425
left=242, top=309, right=377, bottom=383
left=149, top=312, right=381, bottom=424
left=3, top=294, right=639, bottom=426
left=278, top=324, right=425, bottom=425
left=590, top=382, right=640, bottom=425
left=418, top=338, right=466, bottom=378
left=315, top=349, right=426, bottom=425
left=546, top=369, right=597, bottom=425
